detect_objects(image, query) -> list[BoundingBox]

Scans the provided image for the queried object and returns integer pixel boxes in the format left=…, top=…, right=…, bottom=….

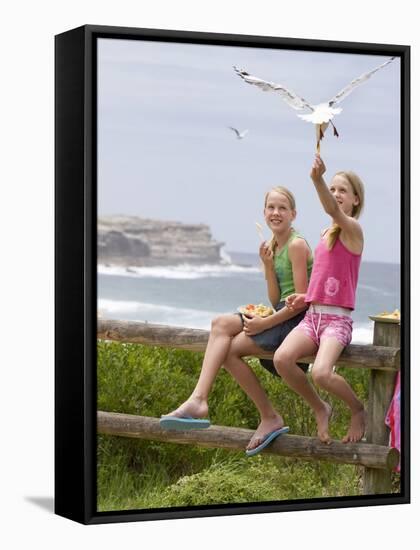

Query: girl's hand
left=310, top=154, right=326, bottom=183
left=286, top=293, right=307, bottom=311
left=242, top=314, right=268, bottom=336
left=259, top=241, right=274, bottom=267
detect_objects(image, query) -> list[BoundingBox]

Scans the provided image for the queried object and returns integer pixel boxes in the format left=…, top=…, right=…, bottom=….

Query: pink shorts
left=294, top=311, right=353, bottom=348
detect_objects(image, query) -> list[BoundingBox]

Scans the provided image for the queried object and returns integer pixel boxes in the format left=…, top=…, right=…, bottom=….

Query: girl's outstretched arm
left=310, top=155, right=363, bottom=245
left=310, top=155, right=337, bottom=215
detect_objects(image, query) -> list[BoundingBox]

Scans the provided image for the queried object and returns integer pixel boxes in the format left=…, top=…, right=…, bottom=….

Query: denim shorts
left=237, top=301, right=308, bottom=377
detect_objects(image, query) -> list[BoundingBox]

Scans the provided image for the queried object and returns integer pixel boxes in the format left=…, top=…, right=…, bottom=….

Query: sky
left=97, top=38, right=401, bottom=264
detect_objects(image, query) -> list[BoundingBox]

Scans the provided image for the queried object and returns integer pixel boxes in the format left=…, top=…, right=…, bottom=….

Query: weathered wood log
left=364, top=320, right=400, bottom=494
left=97, top=411, right=399, bottom=471
left=97, top=319, right=400, bottom=371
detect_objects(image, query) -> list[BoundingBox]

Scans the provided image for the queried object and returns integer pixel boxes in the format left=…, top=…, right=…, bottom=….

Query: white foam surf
left=98, top=298, right=224, bottom=330
left=351, top=323, right=374, bottom=345
left=98, top=262, right=260, bottom=280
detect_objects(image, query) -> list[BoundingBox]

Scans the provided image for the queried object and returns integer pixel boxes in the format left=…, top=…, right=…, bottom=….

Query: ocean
left=98, top=252, right=400, bottom=345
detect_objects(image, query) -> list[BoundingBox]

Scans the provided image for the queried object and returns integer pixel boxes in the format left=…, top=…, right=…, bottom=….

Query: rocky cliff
left=98, top=216, right=225, bottom=266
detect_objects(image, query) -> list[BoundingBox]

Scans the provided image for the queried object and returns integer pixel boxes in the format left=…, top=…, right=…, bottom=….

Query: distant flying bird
left=228, top=126, right=249, bottom=139
left=233, top=57, right=395, bottom=152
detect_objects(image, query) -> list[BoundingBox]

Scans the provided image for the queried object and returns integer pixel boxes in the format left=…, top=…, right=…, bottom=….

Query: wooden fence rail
left=97, top=411, right=399, bottom=471
left=97, top=319, right=400, bottom=371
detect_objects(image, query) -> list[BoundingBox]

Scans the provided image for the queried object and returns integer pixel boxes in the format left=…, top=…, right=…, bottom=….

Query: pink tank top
left=305, top=236, right=362, bottom=310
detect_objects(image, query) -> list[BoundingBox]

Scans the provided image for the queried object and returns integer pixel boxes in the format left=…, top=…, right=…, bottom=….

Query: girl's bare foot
left=342, top=407, right=367, bottom=443
left=315, top=401, right=333, bottom=444
left=164, top=395, right=209, bottom=420
left=246, top=414, right=286, bottom=451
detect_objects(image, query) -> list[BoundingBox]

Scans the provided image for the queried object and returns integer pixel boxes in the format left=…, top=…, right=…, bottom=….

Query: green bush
left=157, top=455, right=361, bottom=508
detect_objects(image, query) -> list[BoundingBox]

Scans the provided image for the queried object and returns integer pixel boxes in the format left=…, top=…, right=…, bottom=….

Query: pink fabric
left=385, top=371, right=401, bottom=472
left=305, top=237, right=362, bottom=310
left=294, top=312, right=353, bottom=347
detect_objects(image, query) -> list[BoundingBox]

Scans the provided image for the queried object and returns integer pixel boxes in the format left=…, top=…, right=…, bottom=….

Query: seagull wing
left=328, top=57, right=396, bottom=106
left=234, top=66, right=314, bottom=112
left=228, top=126, right=241, bottom=137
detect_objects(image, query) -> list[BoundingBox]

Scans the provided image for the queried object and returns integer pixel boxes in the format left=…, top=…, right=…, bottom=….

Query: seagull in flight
left=234, top=57, right=395, bottom=152
left=228, top=126, right=249, bottom=139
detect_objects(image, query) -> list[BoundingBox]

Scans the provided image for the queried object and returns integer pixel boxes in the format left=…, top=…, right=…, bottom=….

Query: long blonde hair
left=264, top=186, right=296, bottom=253
left=326, top=171, right=365, bottom=250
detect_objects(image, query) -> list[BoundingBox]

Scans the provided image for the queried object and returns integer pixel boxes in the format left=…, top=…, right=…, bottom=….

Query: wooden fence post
left=363, top=319, right=400, bottom=494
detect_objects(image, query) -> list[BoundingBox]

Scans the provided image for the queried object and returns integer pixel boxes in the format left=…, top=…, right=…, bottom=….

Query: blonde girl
left=161, top=186, right=313, bottom=455
left=274, top=154, right=366, bottom=444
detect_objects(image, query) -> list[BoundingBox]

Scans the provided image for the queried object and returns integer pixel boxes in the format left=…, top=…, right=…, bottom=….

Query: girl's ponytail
left=326, top=223, right=341, bottom=250
left=268, top=233, right=277, bottom=254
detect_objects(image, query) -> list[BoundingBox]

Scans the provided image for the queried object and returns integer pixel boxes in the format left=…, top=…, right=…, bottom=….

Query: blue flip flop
left=245, top=426, right=289, bottom=457
left=159, top=415, right=211, bottom=431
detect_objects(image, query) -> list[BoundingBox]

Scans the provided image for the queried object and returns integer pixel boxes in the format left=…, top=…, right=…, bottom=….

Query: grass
left=97, top=340, right=399, bottom=512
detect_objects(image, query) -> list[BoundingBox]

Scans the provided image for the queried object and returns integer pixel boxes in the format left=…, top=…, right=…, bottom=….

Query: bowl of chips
left=238, top=303, right=274, bottom=318
left=369, top=309, right=400, bottom=324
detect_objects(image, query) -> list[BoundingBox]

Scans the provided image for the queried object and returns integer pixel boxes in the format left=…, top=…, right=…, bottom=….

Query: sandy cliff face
left=98, top=216, right=224, bottom=266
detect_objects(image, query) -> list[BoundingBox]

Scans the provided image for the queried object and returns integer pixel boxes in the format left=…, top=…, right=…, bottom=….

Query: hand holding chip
left=259, top=241, right=274, bottom=267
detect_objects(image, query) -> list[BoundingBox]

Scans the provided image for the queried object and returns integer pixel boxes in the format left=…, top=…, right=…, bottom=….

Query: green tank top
left=274, top=229, right=313, bottom=301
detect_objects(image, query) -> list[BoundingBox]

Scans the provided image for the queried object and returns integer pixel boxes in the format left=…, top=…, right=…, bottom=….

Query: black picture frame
left=55, top=24, right=410, bottom=525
